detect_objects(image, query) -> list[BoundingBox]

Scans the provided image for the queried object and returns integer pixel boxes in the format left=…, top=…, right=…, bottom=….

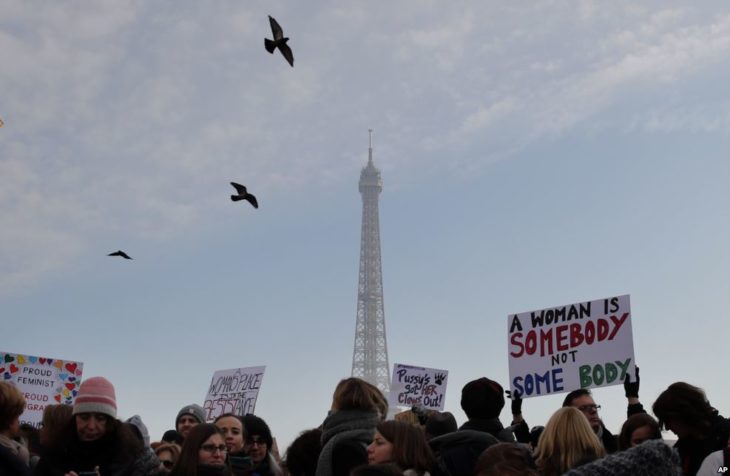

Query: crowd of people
left=1, top=372, right=728, bottom=476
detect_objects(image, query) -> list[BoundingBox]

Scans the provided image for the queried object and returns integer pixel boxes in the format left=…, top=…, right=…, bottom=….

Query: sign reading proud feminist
left=1, top=351, right=84, bottom=428
left=389, top=363, right=448, bottom=410
left=203, top=366, right=265, bottom=421
left=507, top=295, right=635, bottom=398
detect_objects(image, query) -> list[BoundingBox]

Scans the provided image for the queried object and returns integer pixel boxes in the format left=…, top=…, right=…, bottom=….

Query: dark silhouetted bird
left=108, top=250, right=132, bottom=259
left=265, top=15, right=294, bottom=67
left=230, top=182, right=259, bottom=208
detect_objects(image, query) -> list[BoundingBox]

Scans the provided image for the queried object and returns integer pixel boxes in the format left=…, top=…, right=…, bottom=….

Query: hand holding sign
left=505, top=389, right=523, bottom=416
left=624, top=366, right=640, bottom=398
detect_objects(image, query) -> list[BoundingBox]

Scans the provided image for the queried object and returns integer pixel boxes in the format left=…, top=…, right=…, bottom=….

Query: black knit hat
left=242, top=414, right=273, bottom=449
left=460, top=377, right=505, bottom=419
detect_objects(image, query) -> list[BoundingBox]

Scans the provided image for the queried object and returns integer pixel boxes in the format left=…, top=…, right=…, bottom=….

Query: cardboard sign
left=203, top=366, right=265, bottom=421
left=0, top=351, right=84, bottom=428
left=389, top=363, right=448, bottom=410
left=508, top=295, right=635, bottom=398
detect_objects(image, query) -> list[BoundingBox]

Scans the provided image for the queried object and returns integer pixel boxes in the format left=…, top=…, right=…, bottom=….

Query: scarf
left=315, top=410, right=379, bottom=476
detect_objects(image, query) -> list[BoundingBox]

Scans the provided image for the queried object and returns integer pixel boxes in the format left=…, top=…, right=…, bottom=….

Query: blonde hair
left=534, top=407, right=605, bottom=476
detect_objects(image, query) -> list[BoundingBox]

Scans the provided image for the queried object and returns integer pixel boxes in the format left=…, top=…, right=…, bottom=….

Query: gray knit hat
left=176, top=404, right=206, bottom=426
left=126, top=414, right=151, bottom=447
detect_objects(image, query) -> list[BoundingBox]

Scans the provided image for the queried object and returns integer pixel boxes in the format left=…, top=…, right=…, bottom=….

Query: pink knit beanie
left=73, top=376, right=117, bottom=418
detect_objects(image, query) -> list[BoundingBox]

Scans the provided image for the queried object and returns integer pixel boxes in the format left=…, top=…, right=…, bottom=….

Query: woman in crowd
left=34, top=376, right=158, bottom=476
left=156, top=443, right=181, bottom=474
left=215, top=414, right=255, bottom=476
left=316, top=378, right=388, bottom=476
left=652, top=381, right=730, bottom=476
left=366, top=421, right=433, bottom=476
left=0, top=382, right=31, bottom=475
left=618, top=413, right=662, bottom=451
left=242, top=414, right=283, bottom=476
left=533, top=407, right=605, bottom=476
left=170, top=423, right=231, bottom=476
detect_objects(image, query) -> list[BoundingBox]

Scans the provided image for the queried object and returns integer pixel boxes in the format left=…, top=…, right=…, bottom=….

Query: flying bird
left=230, top=182, right=259, bottom=209
left=108, top=250, right=133, bottom=259
left=265, top=15, right=294, bottom=67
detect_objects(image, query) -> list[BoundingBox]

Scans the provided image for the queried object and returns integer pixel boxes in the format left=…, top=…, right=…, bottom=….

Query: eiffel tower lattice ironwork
left=351, top=130, right=390, bottom=393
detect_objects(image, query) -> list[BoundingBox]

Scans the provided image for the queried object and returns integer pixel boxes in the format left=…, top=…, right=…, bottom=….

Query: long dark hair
left=652, top=382, right=715, bottom=434
left=375, top=421, right=434, bottom=474
left=171, top=423, right=230, bottom=476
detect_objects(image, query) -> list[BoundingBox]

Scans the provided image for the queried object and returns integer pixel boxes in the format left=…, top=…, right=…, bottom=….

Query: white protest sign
left=1, top=351, right=84, bottom=428
left=507, top=295, right=635, bottom=398
left=389, top=363, right=449, bottom=410
left=203, top=366, right=265, bottom=421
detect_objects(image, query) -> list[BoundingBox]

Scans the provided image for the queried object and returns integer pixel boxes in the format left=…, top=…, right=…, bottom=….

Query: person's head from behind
left=460, top=377, right=505, bottom=420
left=72, top=376, right=118, bottom=442
left=475, top=442, right=539, bottom=476
left=242, top=414, right=273, bottom=465
left=367, top=420, right=434, bottom=473
left=652, top=381, right=715, bottom=439
left=0, top=382, right=26, bottom=437
left=155, top=442, right=181, bottom=473
left=162, top=429, right=183, bottom=445
left=284, top=428, right=322, bottom=476
left=40, top=404, right=73, bottom=447
left=331, top=378, right=388, bottom=419
left=562, top=388, right=601, bottom=432
left=214, top=413, right=246, bottom=454
left=178, top=423, right=227, bottom=469
left=534, top=407, right=605, bottom=476
left=424, top=411, right=457, bottom=440
left=618, top=413, right=662, bottom=450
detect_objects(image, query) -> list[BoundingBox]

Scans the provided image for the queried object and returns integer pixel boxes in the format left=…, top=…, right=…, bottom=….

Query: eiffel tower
left=351, top=130, right=390, bottom=393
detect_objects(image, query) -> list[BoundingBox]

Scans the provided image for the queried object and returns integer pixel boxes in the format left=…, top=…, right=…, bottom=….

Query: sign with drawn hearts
left=0, top=351, right=84, bottom=428
left=389, top=363, right=449, bottom=411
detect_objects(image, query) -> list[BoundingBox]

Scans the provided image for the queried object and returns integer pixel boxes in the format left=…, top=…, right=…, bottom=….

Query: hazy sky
left=2, top=0, right=729, bottom=451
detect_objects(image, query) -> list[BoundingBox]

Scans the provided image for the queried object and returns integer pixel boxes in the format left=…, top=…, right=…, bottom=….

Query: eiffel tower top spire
left=352, top=130, right=390, bottom=393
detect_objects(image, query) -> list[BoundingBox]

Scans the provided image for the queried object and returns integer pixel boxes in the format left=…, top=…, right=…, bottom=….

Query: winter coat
left=315, top=410, right=379, bottom=476
left=429, top=430, right=499, bottom=476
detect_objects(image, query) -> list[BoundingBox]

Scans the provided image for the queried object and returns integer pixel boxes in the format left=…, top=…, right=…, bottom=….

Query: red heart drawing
left=39, top=358, right=47, bottom=364
left=54, top=394, right=61, bottom=402
left=0, top=367, right=4, bottom=374
left=9, top=364, right=19, bottom=373
left=65, top=383, right=75, bottom=390
left=65, top=363, right=77, bottom=373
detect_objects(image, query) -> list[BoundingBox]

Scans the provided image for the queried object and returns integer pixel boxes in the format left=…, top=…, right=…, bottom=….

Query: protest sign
left=203, top=366, right=265, bottom=421
left=389, top=363, right=448, bottom=410
left=0, top=351, right=84, bottom=428
left=508, top=295, right=634, bottom=398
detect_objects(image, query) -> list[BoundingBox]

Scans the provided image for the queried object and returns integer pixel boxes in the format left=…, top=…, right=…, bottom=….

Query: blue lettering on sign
left=512, top=368, right=564, bottom=396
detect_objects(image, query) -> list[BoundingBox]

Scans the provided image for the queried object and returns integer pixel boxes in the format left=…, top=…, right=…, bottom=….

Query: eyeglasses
left=577, top=404, right=601, bottom=413
left=247, top=439, right=267, bottom=447
left=160, top=460, right=175, bottom=469
left=200, top=444, right=228, bottom=454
